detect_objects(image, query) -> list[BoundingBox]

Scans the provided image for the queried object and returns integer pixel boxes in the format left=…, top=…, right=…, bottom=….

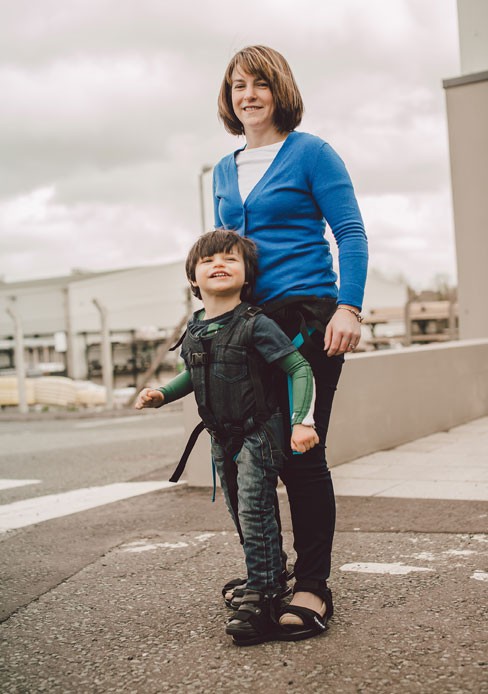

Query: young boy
left=135, top=229, right=318, bottom=645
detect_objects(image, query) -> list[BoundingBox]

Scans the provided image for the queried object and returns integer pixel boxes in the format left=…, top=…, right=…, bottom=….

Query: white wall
left=0, top=283, right=67, bottom=337
left=68, top=262, right=187, bottom=334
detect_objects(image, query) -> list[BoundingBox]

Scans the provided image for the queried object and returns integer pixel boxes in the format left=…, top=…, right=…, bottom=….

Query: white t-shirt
left=235, top=140, right=285, bottom=203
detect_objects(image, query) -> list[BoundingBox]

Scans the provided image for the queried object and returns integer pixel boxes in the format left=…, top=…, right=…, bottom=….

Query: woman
left=213, top=45, right=368, bottom=639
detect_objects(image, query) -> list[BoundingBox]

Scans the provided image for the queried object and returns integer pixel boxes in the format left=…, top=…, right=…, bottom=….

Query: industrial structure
left=0, top=261, right=189, bottom=388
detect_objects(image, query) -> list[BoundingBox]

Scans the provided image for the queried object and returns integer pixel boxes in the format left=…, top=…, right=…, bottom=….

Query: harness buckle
left=190, top=352, right=208, bottom=366
left=230, top=425, right=244, bottom=436
left=244, top=306, right=262, bottom=318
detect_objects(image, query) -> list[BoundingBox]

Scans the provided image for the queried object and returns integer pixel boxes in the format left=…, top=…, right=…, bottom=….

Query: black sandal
left=278, top=587, right=333, bottom=642
left=221, top=577, right=247, bottom=608
left=222, top=565, right=294, bottom=609
left=222, top=551, right=294, bottom=609
left=226, top=590, right=283, bottom=646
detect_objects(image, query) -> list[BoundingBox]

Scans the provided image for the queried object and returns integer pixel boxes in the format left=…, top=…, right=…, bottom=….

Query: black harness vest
left=181, top=302, right=278, bottom=438
left=169, top=302, right=279, bottom=484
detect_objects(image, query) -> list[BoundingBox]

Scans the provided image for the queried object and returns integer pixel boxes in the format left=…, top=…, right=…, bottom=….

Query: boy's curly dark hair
left=185, top=229, right=258, bottom=301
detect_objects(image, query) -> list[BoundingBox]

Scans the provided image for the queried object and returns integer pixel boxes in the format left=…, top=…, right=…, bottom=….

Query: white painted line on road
left=120, top=532, right=219, bottom=553
left=0, top=481, right=186, bottom=533
left=471, top=570, right=488, bottom=582
left=0, top=479, right=41, bottom=491
left=122, top=540, right=190, bottom=552
left=74, top=416, right=177, bottom=429
left=194, top=533, right=216, bottom=542
left=411, top=552, right=437, bottom=561
left=340, top=562, right=434, bottom=575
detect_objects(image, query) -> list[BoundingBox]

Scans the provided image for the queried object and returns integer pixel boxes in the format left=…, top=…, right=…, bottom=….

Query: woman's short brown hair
left=218, top=45, right=304, bottom=136
left=185, top=229, right=258, bottom=301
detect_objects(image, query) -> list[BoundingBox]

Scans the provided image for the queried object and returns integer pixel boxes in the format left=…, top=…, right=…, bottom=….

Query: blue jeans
left=211, top=412, right=284, bottom=594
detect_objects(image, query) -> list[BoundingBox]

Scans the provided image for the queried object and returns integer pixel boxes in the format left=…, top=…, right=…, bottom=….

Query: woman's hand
left=134, top=388, right=164, bottom=409
left=323, top=306, right=361, bottom=356
left=291, top=424, right=319, bottom=453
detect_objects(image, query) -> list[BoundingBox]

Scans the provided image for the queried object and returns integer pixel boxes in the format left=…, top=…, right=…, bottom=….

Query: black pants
left=277, top=335, right=344, bottom=590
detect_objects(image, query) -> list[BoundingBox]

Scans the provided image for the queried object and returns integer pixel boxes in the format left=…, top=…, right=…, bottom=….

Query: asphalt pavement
left=0, top=408, right=487, bottom=693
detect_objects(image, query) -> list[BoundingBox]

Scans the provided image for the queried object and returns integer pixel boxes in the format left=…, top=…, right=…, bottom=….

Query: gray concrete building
left=0, top=261, right=189, bottom=383
left=444, top=0, right=488, bottom=339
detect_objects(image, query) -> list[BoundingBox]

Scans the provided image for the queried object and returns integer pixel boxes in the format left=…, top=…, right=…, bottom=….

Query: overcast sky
left=0, top=0, right=460, bottom=289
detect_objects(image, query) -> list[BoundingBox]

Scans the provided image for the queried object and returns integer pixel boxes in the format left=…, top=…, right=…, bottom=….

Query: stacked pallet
left=34, top=377, right=77, bottom=407
left=0, top=376, right=107, bottom=407
left=74, top=381, right=106, bottom=406
left=0, top=377, right=36, bottom=406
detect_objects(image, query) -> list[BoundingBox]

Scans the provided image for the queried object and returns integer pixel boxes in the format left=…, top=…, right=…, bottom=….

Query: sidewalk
left=332, top=416, right=488, bottom=502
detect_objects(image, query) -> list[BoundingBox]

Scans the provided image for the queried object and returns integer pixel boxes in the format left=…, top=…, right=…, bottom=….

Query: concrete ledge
left=185, top=339, right=488, bottom=485
left=328, top=338, right=488, bottom=465
left=443, top=70, right=488, bottom=89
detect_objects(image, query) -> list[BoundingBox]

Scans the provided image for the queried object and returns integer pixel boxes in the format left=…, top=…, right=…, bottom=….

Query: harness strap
left=168, top=419, right=245, bottom=545
left=169, top=329, right=187, bottom=352
left=223, top=445, right=244, bottom=545
left=246, top=351, right=270, bottom=425
left=211, top=457, right=217, bottom=503
left=262, top=296, right=335, bottom=359
left=169, top=420, right=206, bottom=482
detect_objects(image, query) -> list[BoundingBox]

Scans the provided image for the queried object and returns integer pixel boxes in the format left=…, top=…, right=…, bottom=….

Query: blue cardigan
left=213, top=131, right=368, bottom=309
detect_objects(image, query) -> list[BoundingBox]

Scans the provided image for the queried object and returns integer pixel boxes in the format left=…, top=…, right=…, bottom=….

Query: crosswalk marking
left=0, top=481, right=185, bottom=533
left=0, top=479, right=41, bottom=491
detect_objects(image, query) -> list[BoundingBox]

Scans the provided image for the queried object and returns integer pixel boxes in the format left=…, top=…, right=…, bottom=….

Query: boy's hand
left=134, top=388, right=164, bottom=409
left=291, top=424, right=319, bottom=453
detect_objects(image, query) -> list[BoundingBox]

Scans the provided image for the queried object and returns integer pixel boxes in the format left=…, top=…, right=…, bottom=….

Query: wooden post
left=92, top=299, right=114, bottom=409
left=6, top=305, right=28, bottom=414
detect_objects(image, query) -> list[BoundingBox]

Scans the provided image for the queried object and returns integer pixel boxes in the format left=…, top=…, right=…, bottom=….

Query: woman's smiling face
left=230, top=66, right=276, bottom=136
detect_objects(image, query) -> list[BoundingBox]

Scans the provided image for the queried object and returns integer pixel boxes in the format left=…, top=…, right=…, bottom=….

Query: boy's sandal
left=222, top=566, right=294, bottom=609
left=226, top=591, right=282, bottom=646
left=221, top=577, right=247, bottom=607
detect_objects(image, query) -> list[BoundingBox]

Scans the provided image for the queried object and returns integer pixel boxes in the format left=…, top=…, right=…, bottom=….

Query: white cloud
left=360, top=191, right=457, bottom=288
left=0, top=0, right=461, bottom=288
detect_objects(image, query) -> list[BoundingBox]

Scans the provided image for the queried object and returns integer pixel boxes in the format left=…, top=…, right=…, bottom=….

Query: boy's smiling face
left=192, top=246, right=247, bottom=300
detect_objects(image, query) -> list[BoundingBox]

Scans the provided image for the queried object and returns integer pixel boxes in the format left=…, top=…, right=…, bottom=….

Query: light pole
left=6, top=301, right=28, bottom=414
left=198, top=164, right=212, bottom=234
left=92, top=298, right=114, bottom=409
